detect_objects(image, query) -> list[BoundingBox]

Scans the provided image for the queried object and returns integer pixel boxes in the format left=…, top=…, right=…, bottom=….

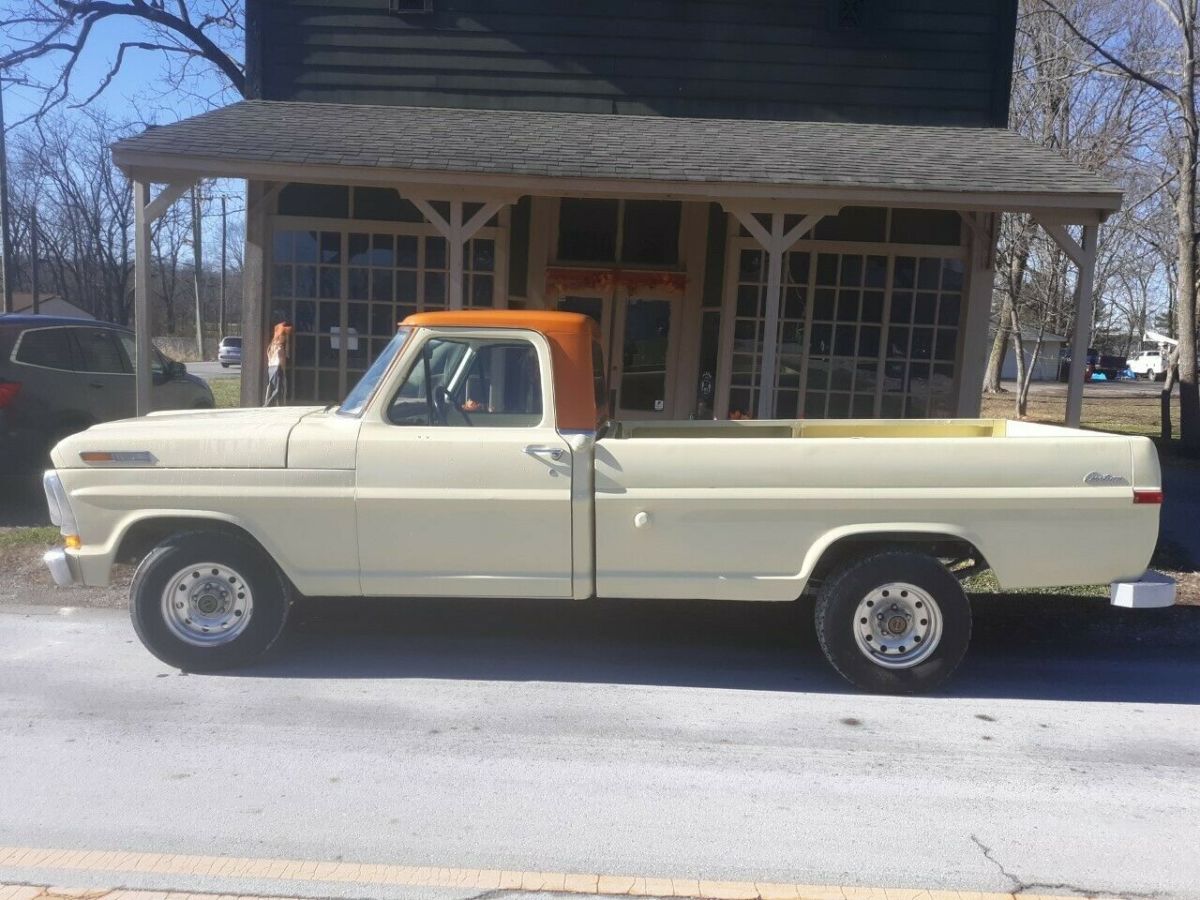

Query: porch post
left=448, top=201, right=465, bottom=309
left=725, top=207, right=827, bottom=419
left=411, top=198, right=507, bottom=310
left=759, top=214, right=785, bottom=420
left=1065, top=223, right=1099, bottom=427
left=133, top=179, right=153, bottom=416
left=955, top=212, right=997, bottom=417
left=240, top=181, right=271, bottom=407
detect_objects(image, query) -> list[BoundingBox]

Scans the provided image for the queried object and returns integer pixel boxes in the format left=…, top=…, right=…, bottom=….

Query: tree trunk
left=1177, top=31, right=1198, bottom=451
left=1008, top=300, right=1028, bottom=417
left=982, top=296, right=1011, bottom=393
left=1176, top=149, right=1198, bottom=449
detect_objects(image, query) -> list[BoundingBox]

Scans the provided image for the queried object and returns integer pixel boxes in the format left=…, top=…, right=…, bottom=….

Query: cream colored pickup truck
left=42, top=310, right=1174, bottom=693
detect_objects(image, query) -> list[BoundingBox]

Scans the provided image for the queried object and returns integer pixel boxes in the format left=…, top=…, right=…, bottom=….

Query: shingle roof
left=112, top=100, right=1122, bottom=211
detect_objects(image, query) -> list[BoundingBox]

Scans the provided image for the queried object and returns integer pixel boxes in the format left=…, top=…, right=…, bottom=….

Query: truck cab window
left=388, top=336, right=542, bottom=427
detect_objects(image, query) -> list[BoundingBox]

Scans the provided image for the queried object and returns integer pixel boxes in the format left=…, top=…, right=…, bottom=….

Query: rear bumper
left=43, top=548, right=81, bottom=588
left=1110, top=571, right=1176, bottom=608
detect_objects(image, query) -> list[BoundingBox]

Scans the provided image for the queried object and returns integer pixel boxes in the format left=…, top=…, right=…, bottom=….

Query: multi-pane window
left=803, top=252, right=887, bottom=419
left=272, top=227, right=483, bottom=403
left=725, top=241, right=965, bottom=420
left=272, top=229, right=342, bottom=402
left=728, top=248, right=767, bottom=418
left=465, top=238, right=496, bottom=309
left=882, top=256, right=963, bottom=418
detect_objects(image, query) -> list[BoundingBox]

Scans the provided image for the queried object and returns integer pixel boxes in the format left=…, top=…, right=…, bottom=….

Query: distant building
left=993, top=329, right=1069, bottom=382
left=9, top=294, right=95, bottom=321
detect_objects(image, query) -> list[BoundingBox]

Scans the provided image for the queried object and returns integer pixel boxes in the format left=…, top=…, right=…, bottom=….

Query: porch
left=111, top=101, right=1122, bottom=426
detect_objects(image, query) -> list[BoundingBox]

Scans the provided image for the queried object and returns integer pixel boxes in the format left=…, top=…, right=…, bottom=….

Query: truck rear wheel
left=130, top=530, right=291, bottom=671
left=814, top=551, right=971, bottom=694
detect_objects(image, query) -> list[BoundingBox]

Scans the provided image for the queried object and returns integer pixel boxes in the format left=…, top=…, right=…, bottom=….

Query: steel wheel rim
left=852, top=582, right=942, bottom=669
left=160, top=562, right=253, bottom=647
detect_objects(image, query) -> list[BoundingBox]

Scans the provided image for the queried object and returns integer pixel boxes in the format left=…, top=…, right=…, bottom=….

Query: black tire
left=815, top=551, right=971, bottom=694
left=220, top=363, right=229, bottom=368
left=130, top=529, right=291, bottom=671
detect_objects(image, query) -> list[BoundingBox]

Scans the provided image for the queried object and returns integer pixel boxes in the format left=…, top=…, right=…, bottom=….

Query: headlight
left=42, top=471, right=79, bottom=539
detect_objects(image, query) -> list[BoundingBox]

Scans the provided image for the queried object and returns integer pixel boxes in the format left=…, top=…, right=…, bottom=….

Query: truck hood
left=51, top=406, right=326, bottom=469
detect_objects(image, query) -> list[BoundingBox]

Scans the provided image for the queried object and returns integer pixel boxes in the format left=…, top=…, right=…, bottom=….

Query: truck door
left=354, top=329, right=574, bottom=597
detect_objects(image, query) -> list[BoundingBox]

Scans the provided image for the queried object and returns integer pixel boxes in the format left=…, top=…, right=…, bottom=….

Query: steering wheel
left=434, top=386, right=472, bottom=426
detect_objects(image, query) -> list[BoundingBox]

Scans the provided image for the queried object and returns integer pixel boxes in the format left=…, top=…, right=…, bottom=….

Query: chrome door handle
left=524, top=445, right=565, bottom=462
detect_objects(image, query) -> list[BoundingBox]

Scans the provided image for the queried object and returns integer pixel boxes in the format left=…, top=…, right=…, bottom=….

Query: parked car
left=1128, top=349, right=1168, bottom=381
left=42, top=311, right=1172, bottom=694
left=0, top=315, right=213, bottom=469
left=1059, top=347, right=1128, bottom=381
left=218, top=335, right=242, bottom=368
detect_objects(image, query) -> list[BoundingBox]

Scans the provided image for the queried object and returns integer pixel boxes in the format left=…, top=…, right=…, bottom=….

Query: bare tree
left=11, top=111, right=135, bottom=322
left=0, top=0, right=245, bottom=125
left=1039, top=0, right=1199, bottom=448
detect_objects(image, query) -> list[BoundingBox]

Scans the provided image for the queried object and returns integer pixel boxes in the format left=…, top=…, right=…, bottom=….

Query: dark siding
left=256, top=0, right=1017, bottom=126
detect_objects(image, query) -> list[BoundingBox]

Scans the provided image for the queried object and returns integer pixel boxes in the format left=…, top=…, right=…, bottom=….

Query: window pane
left=890, top=209, right=962, bottom=246
left=621, top=200, right=681, bottom=265
left=558, top=198, right=619, bottom=263
left=619, top=299, right=671, bottom=412
left=16, top=328, right=73, bottom=370
left=73, top=328, right=127, bottom=374
left=813, top=206, right=887, bottom=242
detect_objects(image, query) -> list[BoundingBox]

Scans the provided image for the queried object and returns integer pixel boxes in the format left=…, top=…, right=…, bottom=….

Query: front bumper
left=1110, top=571, right=1176, bottom=608
left=43, top=548, right=81, bottom=588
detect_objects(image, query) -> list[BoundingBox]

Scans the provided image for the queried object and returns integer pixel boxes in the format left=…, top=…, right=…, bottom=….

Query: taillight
left=0, top=381, right=20, bottom=409
left=1133, top=490, right=1164, bottom=505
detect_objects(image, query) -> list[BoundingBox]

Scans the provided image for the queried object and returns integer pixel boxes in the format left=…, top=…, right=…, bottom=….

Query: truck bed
left=610, top=418, right=1064, bottom=440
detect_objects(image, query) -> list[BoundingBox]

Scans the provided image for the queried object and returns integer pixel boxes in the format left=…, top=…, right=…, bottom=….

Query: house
left=995, top=329, right=1069, bottom=382
left=110, top=0, right=1120, bottom=425
left=8, top=293, right=95, bottom=320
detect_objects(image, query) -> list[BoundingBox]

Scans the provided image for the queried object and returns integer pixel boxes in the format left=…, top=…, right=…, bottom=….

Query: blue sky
left=3, top=20, right=237, bottom=130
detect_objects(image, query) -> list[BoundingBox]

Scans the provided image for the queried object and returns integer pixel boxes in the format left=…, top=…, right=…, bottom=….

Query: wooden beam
left=1065, top=224, right=1099, bottom=428
left=144, top=179, right=195, bottom=223
left=758, top=213, right=785, bottom=420
left=133, top=179, right=153, bottom=416
left=410, top=198, right=452, bottom=239
left=448, top=201, right=464, bottom=309
left=240, top=181, right=269, bottom=407
left=1037, top=219, right=1088, bottom=268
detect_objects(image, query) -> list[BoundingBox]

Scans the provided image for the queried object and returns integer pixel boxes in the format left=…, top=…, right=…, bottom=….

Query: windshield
left=338, top=328, right=410, bottom=417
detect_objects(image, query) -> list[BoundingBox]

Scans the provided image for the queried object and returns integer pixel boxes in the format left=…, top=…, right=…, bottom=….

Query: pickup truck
left=42, top=310, right=1174, bottom=693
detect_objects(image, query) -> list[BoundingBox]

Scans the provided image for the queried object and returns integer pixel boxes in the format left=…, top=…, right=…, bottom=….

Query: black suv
left=0, top=315, right=213, bottom=468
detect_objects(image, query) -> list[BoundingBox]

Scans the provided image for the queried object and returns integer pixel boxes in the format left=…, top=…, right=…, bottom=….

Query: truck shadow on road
left=222, top=593, right=1200, bottom=704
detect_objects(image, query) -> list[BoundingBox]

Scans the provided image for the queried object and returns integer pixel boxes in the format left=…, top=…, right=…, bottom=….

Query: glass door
left=612, top=293, right=676, bottom=419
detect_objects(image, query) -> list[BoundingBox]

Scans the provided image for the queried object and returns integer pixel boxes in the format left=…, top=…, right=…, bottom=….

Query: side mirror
left=171, top=360, right=187, bottom=378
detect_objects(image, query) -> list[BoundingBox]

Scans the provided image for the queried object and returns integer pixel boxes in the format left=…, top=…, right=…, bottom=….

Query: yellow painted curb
left=0, top=847, right=1129, bottom=900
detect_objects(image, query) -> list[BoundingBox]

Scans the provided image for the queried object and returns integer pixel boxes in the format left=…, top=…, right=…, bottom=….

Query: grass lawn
left=209, top=376, right=241, bottom=408
left=979, top=389, right=1177, bottom=439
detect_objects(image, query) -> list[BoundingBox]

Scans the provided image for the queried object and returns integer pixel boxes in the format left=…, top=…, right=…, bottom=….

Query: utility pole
left=0, top=78, right=14, bottom=314
left=29, top=206, right=39, bottom=314
left=191, top=185, right=203, bottom=359
left=219, top=196, right=227, bottom=337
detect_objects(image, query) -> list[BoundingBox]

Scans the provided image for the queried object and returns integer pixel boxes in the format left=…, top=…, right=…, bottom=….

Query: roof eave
left=112, top=148, right=1124, bottom=221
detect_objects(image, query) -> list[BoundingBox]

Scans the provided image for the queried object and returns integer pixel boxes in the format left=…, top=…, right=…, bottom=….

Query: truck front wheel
left=814, top=551, right=971, bottom=694
left=130, top=530, right=291, bottom=671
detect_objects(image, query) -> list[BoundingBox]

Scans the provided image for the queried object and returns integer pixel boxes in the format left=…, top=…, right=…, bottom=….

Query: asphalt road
left=1, top=596, right=1198, bottom=899
left=188, top=359, right=239, bottom=381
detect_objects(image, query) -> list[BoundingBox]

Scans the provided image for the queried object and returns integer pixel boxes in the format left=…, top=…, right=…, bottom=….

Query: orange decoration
left=545, top=267, right=686, bottom=295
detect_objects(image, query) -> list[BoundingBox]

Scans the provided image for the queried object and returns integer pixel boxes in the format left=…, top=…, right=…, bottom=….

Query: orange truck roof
left=400, top=310, right=604, bottom=431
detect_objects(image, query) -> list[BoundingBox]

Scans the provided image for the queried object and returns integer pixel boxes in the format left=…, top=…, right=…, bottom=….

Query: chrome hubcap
left=852, top=582, right=942, bottom=669
left=160, top=562, right=253, bottom=646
